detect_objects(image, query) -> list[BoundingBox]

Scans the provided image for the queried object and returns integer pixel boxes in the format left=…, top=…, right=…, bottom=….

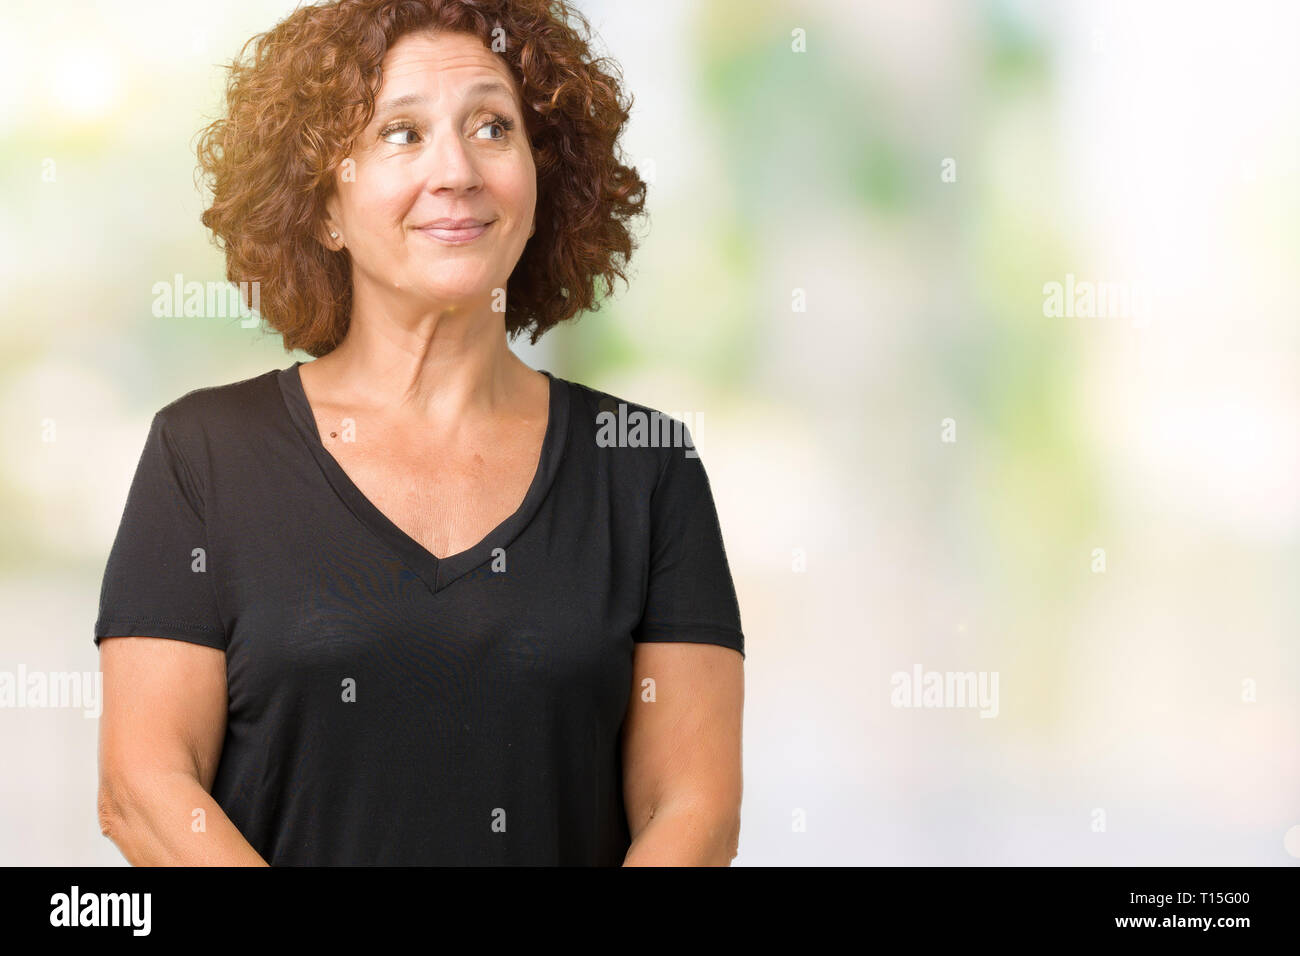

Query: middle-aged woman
left=93, top=0, right=745, bottom=866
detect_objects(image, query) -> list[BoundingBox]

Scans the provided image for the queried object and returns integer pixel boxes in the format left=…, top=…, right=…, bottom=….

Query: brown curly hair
left=195, top=0, right=648, bottom=356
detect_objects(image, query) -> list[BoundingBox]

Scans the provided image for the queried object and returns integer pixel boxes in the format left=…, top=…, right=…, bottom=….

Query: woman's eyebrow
left=375, top=81, right=516, bottom=117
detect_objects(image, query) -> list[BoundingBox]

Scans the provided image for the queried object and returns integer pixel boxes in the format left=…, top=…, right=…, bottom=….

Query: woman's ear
left=319, top=222, right=343, bottom=250
left=320, top=184, right=346, bottom=250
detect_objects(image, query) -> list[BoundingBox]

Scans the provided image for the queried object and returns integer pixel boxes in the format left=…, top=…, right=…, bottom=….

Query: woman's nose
left=417, top=124, right=482, bottom=194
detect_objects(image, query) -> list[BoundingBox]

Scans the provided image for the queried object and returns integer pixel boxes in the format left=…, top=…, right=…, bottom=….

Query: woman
left=93, top=0, right=744, bottom=866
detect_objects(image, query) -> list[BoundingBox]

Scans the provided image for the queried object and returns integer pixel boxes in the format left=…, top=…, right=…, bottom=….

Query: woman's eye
left=477, top=114, right=516, bottom=141
left=380, top=114, right=513, bottom=146
left=380, top=124, right=419, bottom=146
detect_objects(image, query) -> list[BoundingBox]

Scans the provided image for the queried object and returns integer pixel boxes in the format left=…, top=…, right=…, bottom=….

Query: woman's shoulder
left=553, top=372, right=705, bottom=478
left=149, top=365, right=287, bottom=445
left=559, top=374, right=664, bottom=420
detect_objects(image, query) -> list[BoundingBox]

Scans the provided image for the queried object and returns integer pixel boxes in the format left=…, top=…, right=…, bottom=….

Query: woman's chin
left=401, top=277, right=503, bottom=310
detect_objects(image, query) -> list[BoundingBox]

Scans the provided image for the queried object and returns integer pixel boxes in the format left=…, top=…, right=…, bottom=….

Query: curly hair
left=195, top=0, right=648, bottom=356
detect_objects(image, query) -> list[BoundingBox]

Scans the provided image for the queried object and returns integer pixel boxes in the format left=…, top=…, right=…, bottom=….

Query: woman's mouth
left=416, top=220, right=495, bottom=244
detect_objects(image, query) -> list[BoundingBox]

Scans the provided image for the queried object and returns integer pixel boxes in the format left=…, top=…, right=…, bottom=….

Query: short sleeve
left=632, top=430, right=745, bottom=659
left=93, top=410, right=228, bottom=651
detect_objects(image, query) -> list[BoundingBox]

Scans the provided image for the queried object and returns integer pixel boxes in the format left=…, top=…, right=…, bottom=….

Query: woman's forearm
left=99, top=769, right=268, bottom=866
left=622, top=798, right=740, bottom=866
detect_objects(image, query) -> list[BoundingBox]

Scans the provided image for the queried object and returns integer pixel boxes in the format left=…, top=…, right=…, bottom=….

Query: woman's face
left=324, top=29, right=536, bottom=318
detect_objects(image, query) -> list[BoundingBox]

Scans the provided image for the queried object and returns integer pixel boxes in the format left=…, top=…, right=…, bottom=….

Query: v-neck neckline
left=277, top=359, right=569, bottom=595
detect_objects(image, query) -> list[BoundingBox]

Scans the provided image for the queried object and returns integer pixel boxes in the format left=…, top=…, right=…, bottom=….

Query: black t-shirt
left=93, top=361, right=744, bottom=866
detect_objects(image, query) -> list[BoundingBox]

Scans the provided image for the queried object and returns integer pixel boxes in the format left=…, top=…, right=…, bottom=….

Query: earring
left=330, top=231, right=339, bottom=239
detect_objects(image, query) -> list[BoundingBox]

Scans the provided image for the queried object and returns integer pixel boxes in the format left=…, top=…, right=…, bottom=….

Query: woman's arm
left=97, top=636, right=268, bottom=866
left=621, top=641, right=744, bottom=866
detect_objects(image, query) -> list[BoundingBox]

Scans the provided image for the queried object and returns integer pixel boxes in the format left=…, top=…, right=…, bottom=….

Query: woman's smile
left=414, top=219, right=495, bottom=244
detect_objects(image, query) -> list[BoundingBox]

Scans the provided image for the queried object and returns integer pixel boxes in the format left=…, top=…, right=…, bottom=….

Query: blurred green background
left=1, top=0, right=1296, bottom=864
